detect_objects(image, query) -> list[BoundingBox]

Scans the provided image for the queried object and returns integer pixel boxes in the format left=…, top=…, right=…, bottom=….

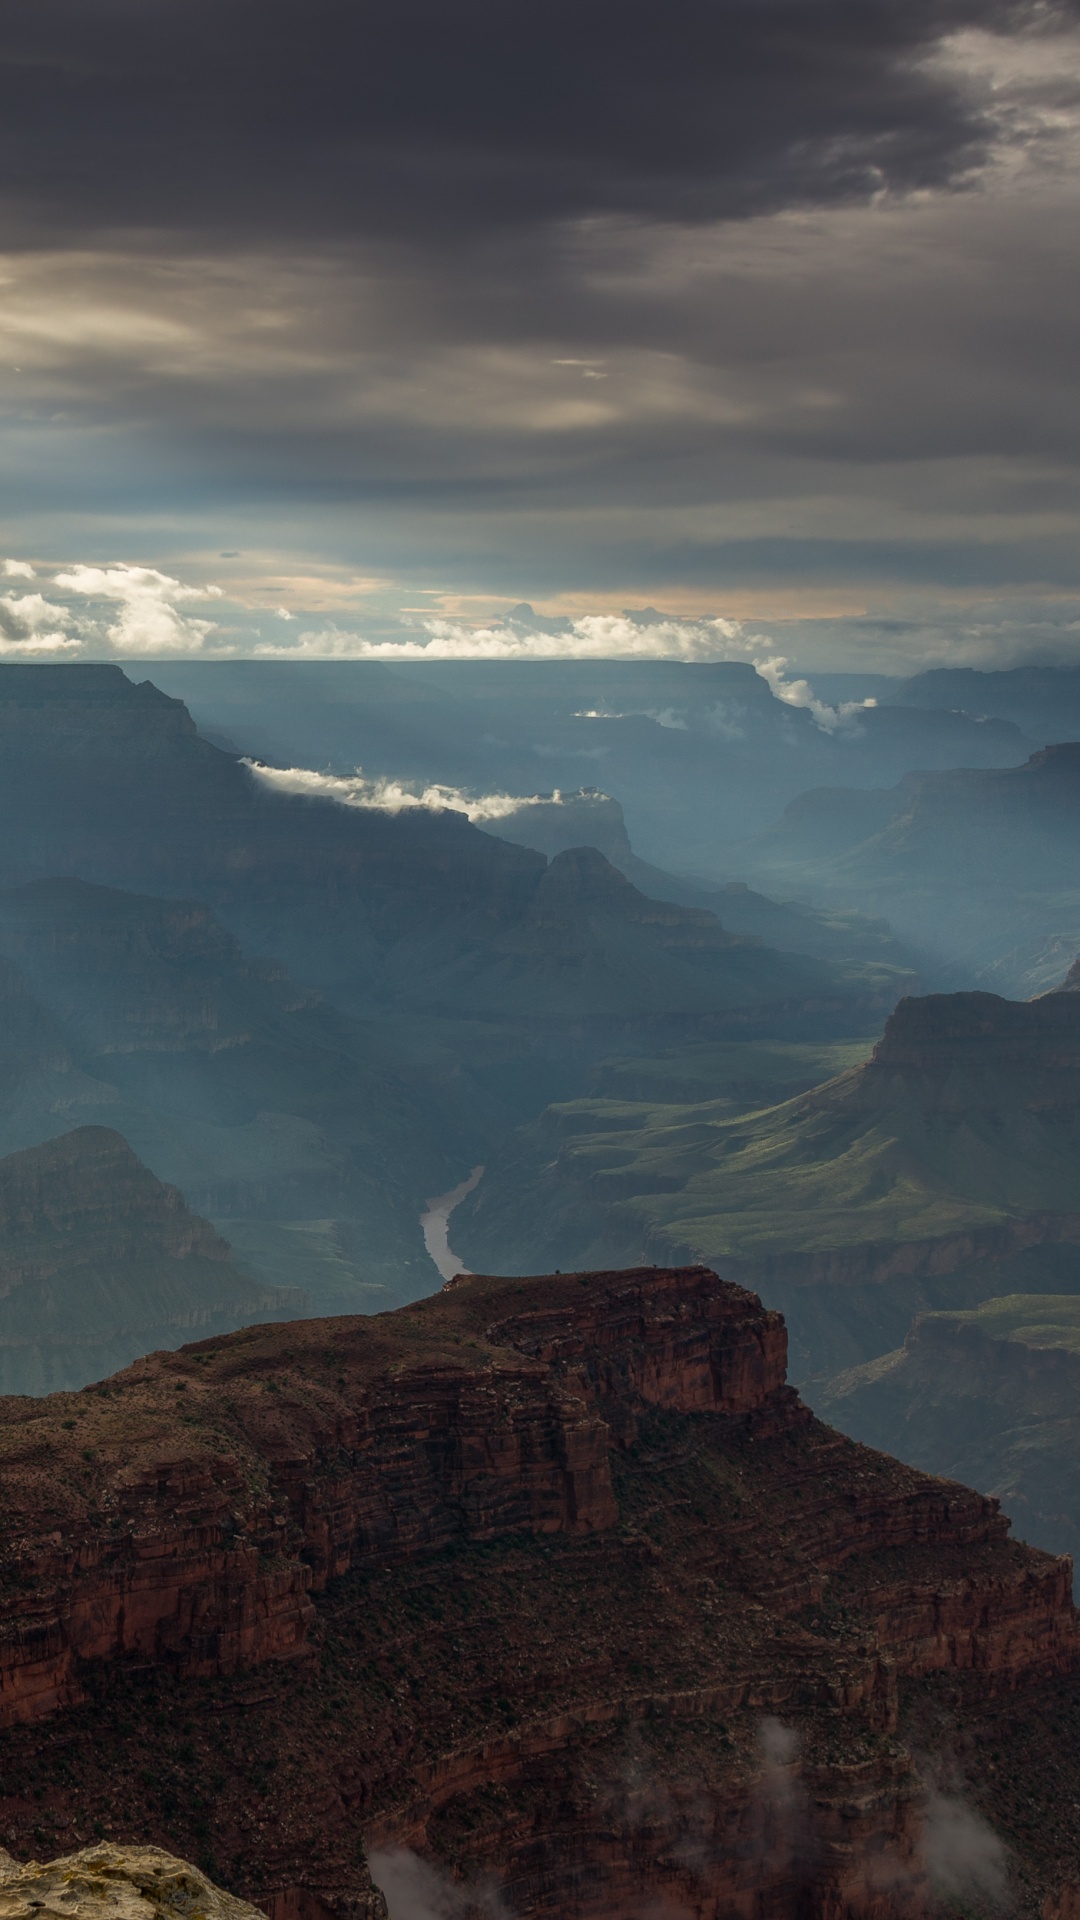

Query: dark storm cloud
left=2, top=0, right=1080, bottom=664
left=0, top=0, right=1062, bottom=245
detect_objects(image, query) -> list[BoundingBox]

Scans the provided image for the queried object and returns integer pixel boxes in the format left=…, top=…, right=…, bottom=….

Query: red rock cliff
left=0, top=1266, right=1072, bottom=1920
left=0, top=1266, right=793, bottom=1722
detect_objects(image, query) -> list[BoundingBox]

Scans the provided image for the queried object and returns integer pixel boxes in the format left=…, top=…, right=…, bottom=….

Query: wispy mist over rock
left=242, top=759, right=563, bottom=823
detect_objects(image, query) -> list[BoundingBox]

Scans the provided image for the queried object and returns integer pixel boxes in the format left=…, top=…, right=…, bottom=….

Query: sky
left=2, top=0, right=1080, bottom=672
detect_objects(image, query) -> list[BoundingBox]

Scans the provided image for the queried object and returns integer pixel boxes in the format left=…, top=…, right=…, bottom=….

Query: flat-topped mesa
left=865, top=989, right=1080, bottom=1079
left=0, top=665, right=200, bottom=751
left=0, top=1265, right=1072, bottom=1736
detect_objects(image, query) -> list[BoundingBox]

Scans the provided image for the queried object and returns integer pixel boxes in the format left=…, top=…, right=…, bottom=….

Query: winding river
left=421, top=1164, right=484, bottom=1283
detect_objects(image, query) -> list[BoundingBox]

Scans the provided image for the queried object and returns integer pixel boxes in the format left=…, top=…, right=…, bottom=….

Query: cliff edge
left=0, top=1265, right=1073, bottom=1918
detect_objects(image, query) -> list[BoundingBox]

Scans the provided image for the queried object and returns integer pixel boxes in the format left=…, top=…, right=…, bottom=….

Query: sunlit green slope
left=456, top=991, right=1080, bottom=1376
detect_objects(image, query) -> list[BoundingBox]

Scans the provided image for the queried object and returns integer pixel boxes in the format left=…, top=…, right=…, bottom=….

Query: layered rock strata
left=0, top=1267, right=789, bottom=1723
left=0, top=1266, right=1072, bottom=1919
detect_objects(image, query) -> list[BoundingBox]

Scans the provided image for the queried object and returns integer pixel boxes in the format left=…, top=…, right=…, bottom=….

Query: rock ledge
left=0, top=1845, right=284, bottom=1920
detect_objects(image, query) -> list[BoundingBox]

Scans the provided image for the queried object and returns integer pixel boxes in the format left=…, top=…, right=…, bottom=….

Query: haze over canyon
left=4, top=1, right=1080, bottom=1914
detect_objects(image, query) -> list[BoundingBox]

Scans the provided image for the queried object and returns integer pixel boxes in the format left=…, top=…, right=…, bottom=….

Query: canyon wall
left=0, top=1266, right=1072, bottom=1919
left=0, top=1267, right=789, bottom=1722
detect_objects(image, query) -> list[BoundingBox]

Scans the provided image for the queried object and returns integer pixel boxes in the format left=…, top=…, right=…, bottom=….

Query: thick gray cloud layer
left=1, top=0, right=1079, bottom=664
left=0, top=0, right=1031, bottom=239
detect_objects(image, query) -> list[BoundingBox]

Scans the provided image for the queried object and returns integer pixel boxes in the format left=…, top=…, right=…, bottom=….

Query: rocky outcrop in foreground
left=0, top=1844, right=385, bottom=1920
left=0, top=1266, right=1074, bottom=1919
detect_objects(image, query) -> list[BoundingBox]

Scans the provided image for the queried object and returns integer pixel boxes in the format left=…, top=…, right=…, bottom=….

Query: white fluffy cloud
left=257, top=611, right=744, bottom=663
left=243, top=761, right=563, bottom=821
left=752, top=654, right=875, bottom=733
left=0, top=556, right=872, bottom=729
left=52, top=564, right=223, bottom=653
left=254, top=609, right=871, bottom=730
left=0, top=586, right=80, bottom=654
left=0, top=558, right=226, bottom=655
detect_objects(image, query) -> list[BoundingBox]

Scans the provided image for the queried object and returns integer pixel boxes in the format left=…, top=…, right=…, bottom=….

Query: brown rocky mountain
left=0, top=1265, right=1075, bottom=1919
left=0, top=1126, right=300, bottom=1392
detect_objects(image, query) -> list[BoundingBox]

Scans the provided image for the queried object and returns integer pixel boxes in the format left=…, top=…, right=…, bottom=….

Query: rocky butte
left=0, top=1266, right=1075, bottom=1919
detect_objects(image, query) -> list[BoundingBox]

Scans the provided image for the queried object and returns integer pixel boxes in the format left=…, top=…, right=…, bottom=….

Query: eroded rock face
left=478, top=1262, right=792, bottom=1427
left=0, top=1268, right=1073, bottom=1920
left=0, top=1267, right=1072, bottom=1729
left=0, top=1844, right=385, bottom=1920
left=0, top=1266, right=792, bottom=1723
left=859, top=990, right=1080, bottom=1104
